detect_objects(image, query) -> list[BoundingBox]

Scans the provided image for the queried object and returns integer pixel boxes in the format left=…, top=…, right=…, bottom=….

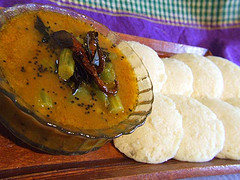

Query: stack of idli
left=114, top=41, right=240, bottom=164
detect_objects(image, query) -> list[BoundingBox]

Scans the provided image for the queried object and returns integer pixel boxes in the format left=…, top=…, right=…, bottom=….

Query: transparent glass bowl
left=0, top=4, right=153, bottom=155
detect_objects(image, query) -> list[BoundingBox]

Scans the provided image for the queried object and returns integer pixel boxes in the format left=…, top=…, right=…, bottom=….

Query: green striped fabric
left=51, top=0, right=240, bottom=27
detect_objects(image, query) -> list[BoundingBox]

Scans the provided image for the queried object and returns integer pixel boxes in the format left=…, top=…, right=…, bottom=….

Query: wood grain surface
left=0, top=33, right=239, bottom=180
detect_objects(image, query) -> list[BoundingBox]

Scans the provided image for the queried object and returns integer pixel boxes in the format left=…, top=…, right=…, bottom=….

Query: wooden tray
left=0, top=33, right=239, bottom=179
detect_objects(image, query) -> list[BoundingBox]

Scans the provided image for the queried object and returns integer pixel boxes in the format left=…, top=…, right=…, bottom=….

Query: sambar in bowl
left=0, top=4, right=153, bottom=154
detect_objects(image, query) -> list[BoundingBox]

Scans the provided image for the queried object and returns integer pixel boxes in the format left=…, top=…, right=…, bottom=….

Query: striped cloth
left=0, top=0, right=240, bottom=64
left=49, top=0, right=240, bottom=29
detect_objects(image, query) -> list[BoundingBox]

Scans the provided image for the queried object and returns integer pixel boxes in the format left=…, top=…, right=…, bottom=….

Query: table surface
left=0, top=33, right=240, bottom=180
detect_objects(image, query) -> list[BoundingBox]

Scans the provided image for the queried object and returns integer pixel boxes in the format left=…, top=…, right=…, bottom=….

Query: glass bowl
left=0, top=4, right=153, bottom=155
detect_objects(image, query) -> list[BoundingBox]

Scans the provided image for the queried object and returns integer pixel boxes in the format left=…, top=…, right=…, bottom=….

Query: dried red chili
left=35, top=17, right=118, bottom=95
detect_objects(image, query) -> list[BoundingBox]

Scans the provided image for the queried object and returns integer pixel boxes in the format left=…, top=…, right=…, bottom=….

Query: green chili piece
left=100, top=62, right=115, bottom=84
left=58, top=48, right=75, bottom=81
left=38, top=90, right=53, bottom=108
left=108, top=94, right=124, bottom=114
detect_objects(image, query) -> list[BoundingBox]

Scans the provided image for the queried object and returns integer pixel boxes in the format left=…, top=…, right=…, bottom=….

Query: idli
left=168, top=95, right=225, bottom=162
left=161, top=58, right=193, bottom=96
left=199, top=97, right=240, bottom=160
left=114, top=94, right=183, bottom=164
left=225, top=98, right=240, bottom=109
left=172, top=53, right=223, bottom=98
left=126, top=41, right=167, bottom=93
left=207, top=56, right=240, bottom=99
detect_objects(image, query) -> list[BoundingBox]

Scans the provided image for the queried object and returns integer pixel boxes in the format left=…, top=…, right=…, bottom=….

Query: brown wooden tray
left=0, top=33, right=239, bottom=180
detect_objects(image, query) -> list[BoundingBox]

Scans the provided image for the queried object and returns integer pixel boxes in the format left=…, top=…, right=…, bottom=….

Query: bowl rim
left=0, top=3, right=154, bottom=139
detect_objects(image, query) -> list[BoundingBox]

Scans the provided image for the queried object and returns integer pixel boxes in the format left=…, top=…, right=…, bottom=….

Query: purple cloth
left=1, top=0, right=240, bottom=65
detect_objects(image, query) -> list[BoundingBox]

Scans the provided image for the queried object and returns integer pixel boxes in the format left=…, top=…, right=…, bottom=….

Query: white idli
left=171, top=53, right=223, bottom=98
left=199, top=97, right=240, bottom=160
left=168, top=95, right=225, bottom=162
left=161, top=58, right=193, bottom=96
left=207, top=56, right=240, bottom=99
left=225, top=98, right=240, bottom=109
left=126, top=41, right=167, bottom=93
left=114, top=94, right=183, bottom=164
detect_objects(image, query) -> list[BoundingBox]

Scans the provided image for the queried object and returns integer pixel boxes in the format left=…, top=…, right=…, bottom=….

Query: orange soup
left=0, top=11, right=138, bottom=131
